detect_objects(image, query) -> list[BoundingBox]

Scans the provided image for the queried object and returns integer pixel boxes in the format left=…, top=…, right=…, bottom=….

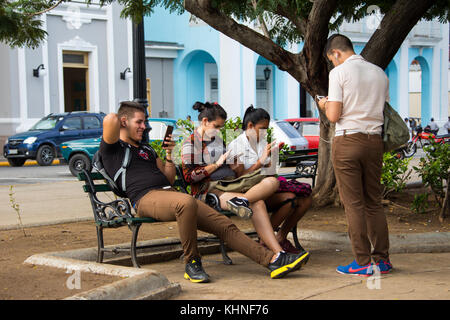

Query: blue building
left=143, top=6, right=449, bottom=130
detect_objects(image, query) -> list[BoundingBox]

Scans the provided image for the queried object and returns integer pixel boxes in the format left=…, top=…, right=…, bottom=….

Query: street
left=0, top=163, right=76, bottom=185
left=0, top=146, right=426, bottom=186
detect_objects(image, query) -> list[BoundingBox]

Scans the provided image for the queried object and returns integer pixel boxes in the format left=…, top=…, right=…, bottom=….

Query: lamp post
left=132, top=19, right=150, bottom=143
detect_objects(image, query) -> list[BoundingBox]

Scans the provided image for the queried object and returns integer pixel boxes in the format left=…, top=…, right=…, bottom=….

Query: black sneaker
left=226, top=197, right=253, bottom=219
left=205, top=193, right=221, bottom=211
left=267, top=251, right=310, bottom=279
left=184, top=258, right=210, bottom=283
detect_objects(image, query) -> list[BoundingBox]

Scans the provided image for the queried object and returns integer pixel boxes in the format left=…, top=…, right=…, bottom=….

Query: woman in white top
left=228, top=106, right=312, bottom=253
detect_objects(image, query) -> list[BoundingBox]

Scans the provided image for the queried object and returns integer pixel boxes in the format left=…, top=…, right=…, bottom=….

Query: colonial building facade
left=1, top=4, right=449, bottom=151
left=0, top=1, right=134, bottom=149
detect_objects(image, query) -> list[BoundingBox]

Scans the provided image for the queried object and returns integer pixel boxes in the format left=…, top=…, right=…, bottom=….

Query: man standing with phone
left=318, top=34, right=392, bottom=276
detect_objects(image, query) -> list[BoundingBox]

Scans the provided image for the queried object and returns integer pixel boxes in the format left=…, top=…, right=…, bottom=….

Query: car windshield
left=29, top=116, right=63, bottom=130
left=277, top=121, right=302, bottom=139
left=302, top=123, right=320, bottom=136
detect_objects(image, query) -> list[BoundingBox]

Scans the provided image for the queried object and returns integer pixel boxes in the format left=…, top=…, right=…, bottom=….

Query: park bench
left=78, top=167, right=250, bottom=268
left=78, top=157, right=316, bottom=268
left=282, top=148, right=318, bottom=187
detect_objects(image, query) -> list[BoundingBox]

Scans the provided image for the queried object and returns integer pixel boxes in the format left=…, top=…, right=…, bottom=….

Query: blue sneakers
left=336, top=260, right=374, bottom=276
left=376, top=260, right=393, bottom=274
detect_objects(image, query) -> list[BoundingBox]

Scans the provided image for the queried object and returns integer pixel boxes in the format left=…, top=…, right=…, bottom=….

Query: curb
left=0, top=159, right=61, bottom=167
left=295, top=229, right=450, bottom=254
left=24, top=253, right=181, bottom=300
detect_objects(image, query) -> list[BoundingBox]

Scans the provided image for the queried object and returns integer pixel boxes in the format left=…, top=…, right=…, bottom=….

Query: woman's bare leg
left=243, top=177, right=279, bottom=203
left=213, top=190, right=283, bottom=254
left=250, top=200, right=283, bottom=253
left=266, top=193, right=312, bottom=241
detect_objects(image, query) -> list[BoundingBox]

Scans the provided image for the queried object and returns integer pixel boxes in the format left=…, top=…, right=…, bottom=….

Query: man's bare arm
left=102, top=113, right=121, bottom=144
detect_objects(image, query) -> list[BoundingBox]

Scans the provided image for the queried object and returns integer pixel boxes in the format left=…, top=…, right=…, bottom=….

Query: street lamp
left=132, top=19, right=150, bottom=143
left=264, top=67, right=271, bottom=81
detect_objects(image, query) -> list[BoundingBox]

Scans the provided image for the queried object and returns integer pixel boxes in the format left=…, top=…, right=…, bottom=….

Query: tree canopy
left=2, top=1, right=449, bottom=49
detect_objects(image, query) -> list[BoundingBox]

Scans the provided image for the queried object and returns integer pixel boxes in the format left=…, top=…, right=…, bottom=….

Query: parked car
left=284, top=118, right=320, bottom=149
left=61, top=118, right=178, bottom=177
left=3, top=112, right=105, bottom=167
left=270, top=120, right=309, bottom=151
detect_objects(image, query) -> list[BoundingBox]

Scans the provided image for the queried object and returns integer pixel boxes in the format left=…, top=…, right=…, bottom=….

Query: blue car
left=61, top=118, right=179, bottom=177
left=4, top=112, right=105, bottom=167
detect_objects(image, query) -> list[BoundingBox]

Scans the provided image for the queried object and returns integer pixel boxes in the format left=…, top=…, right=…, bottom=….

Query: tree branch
left=183, top=0, right=304, bottom=79
left=362, top=0, right=437, bottom=70
left=28, top=0, right=65, bottom=17
left=274, top=3, right=307, bottom=38
left=251, top=0, right=270, bottom=38
left=301, top=0, right=338, bottom=95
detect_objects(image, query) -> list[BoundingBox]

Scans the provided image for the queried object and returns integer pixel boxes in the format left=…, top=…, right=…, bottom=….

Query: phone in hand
left=227, top=152, right=243, bottom=163
left=315, top=95, right=325, bottom=101
left=163, top=125, right=174, bottom=147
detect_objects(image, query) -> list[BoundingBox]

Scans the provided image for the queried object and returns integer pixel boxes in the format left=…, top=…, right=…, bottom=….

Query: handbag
left=211, top=169, right=266, bottom=193
left=382, top=102, right=410, bottom=152
left=277, top=176, right=312, bottom=197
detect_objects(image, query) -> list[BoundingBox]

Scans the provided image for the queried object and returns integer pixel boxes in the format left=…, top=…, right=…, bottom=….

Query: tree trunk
left=439, top=176, right=449, bottom=223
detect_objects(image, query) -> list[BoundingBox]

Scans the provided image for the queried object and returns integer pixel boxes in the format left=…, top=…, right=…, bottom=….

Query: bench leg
left=130, top=223, right=142, bottom=268
left=220, top=240, right=233, bottom=265
left=291, top=224, right=305, bottom=252
left=96, top=225, right=104, bottom=264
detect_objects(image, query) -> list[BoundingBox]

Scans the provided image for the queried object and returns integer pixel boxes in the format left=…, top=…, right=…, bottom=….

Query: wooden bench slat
left=83, top=184, right=112, bottom=193
left=78, top=171, right=106, bottom=181
left=127, top=217, right=158, bottom=224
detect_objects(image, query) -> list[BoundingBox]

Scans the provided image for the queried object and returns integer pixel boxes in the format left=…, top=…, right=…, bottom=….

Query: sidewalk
left=3, top=157, right=449, bottom=300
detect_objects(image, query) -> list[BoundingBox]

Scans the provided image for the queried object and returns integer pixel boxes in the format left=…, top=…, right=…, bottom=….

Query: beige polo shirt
left=327, top=55, right=389, bottom=135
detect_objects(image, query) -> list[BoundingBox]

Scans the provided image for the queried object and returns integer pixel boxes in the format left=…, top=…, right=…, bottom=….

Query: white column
left=18, top=48, right=27, bottom=121
left=106, top=4, right=116, bottom=113
left=219, top=34, right=241, bottom=117
left=286, top=74, right=299, bottom=118
left=127, top=20, right=134, bottom=101
left=41, top=14, right=50, bottom=116
left=286, top=43, right=299, bottom=118
left=241, top=48, right=256, bottom=115
left=431, top=41, right=440, bottom=121
left=398, top=42, right=410, bottom=118
left=440, top=23, right=449, bottom=122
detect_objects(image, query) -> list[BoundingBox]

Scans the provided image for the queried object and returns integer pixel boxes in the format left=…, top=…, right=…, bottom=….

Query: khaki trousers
left=332, top=133, right=390, bottom=265
left=136, top=188, right=274, bottom=266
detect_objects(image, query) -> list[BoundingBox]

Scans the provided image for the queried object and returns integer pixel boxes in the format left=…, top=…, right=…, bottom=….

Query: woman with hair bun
left=227, top=106, right=312, bottom=253
left=181, top=101, right=310, bottom=274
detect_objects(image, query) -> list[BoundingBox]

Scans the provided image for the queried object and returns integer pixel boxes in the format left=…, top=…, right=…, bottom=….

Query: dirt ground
left=0, top=186, right=448, bottom=300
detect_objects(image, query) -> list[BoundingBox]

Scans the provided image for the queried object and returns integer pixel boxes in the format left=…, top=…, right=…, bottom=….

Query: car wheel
left=7, top=158, right=26, bottom=167
left=36, top=145, right=55, bottom=166
left=68, top=153, right=92, bottom=177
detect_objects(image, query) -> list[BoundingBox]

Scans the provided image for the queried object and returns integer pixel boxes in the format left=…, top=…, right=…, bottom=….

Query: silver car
left=270, top=120, right=309, bottom=151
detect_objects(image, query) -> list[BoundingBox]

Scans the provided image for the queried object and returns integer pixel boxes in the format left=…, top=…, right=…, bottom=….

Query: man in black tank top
left=99, top=101, right=310, bottom=283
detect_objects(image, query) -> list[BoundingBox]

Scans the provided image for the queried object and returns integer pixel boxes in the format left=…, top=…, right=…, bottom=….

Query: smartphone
left=227, top=152, right=243, bottom=163
left=163, top=125, right=174, bottom=147
left=315, top=95, right=325, bottom=101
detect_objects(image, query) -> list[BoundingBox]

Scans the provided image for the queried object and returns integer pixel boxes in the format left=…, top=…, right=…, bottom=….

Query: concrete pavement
left=3, top=157, right=450, bottom=300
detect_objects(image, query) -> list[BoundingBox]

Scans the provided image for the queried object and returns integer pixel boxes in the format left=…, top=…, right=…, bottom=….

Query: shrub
left=413, top=139, right=450, bottom=208
left=411, top=193, right=429, bottom=214
left=381, top=151, right=412, bottom=199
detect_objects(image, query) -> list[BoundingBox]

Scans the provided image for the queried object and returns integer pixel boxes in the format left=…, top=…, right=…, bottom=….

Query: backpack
left=93, top=141, right=160, bottom=198
left=382, top=102, right=410, bottom=152
left=92, top=142, right=132, bottom=198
